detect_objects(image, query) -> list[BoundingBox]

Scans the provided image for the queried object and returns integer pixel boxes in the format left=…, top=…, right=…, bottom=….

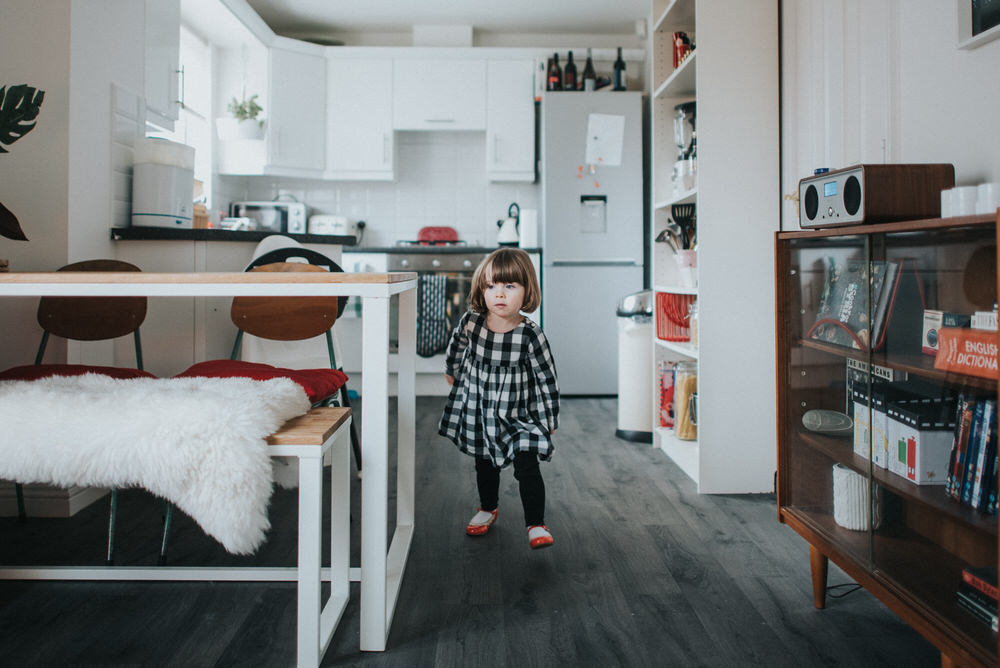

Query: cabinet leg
left=940, top=654, right=954, bottom=668
left=809, top=545, right=828, bottom=609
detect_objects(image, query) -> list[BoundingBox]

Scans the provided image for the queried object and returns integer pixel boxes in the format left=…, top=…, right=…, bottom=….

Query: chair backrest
left=230, top=262, right=341, bottom=342
left=246, top=247, right=348, bottom=319
left=35, top=259, right=146, bottom=366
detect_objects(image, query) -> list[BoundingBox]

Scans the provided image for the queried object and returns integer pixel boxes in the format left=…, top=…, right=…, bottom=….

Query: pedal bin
left=616, top=290, right=653, bottom=442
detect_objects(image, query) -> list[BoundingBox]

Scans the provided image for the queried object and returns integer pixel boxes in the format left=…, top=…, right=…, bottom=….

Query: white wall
left=781, top=0, right=1000, bottom=229
left=0, top=0, right=146, bottom=372
left=216, top=131, right=541, bottom=248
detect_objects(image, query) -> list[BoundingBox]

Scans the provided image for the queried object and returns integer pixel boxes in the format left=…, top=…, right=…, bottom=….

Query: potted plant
left=216, top=94, right=265, bottom=141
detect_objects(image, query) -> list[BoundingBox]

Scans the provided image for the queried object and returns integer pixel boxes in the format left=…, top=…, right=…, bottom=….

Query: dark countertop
left=110, top=226, right=358, bottom=246
left=345, top=246, right=541, bottom=254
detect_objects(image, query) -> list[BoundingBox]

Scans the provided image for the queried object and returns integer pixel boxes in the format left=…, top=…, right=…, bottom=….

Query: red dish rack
left=656, top=292, right=696, bottom=342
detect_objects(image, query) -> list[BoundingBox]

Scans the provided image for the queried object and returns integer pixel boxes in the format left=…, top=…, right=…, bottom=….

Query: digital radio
left=798, top=163, right=955, bottom=228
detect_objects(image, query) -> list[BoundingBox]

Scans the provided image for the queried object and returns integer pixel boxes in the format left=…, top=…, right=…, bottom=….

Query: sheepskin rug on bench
left=0, top=373, right=311, bottom=554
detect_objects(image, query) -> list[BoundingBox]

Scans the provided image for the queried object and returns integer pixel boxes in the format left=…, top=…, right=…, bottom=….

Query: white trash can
left=616, top=290, right=653, bottom=442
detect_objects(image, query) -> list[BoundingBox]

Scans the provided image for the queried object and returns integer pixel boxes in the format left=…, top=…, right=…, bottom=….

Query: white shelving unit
left=648, top=0, right=780, bottom=493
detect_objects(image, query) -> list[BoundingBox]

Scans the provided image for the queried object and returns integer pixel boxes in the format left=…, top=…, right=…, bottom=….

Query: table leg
left=396, top=288, right=416, bottom=529
left=297, top=452, right=323, bottom=667
left=361, top=296, right=390, bottom=651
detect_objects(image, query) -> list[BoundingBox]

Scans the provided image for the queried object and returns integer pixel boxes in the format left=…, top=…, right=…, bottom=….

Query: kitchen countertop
left=110, top=226, right=358, bottom=246
left=345, top=245, right=541, bottom=254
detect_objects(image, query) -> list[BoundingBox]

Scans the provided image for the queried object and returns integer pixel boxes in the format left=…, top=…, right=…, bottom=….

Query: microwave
left=229, top=201, right=307, bottom=234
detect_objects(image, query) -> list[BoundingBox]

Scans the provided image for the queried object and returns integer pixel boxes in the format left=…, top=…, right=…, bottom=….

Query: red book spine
left=963, top=570, right=999, bottom=600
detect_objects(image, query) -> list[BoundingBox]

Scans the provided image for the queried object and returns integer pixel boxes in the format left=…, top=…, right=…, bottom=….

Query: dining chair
left=176, top=253, right=361, bottom=471
left=0, top=259, right=173, bottom=565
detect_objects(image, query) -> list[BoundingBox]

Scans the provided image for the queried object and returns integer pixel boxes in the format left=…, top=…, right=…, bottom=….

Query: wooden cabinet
left=144, top=0, right=180, bottom=130
left=648, top=0, right=779, bottom=492
left=325, top=58, right=394, bottom=180
left=267, top=40, right=325, bottom=172
left=392, top=59, right=486, bottom=130
left=486, top=59, right=535, bottom=182
left=776, top=214, right=1000, bottom=667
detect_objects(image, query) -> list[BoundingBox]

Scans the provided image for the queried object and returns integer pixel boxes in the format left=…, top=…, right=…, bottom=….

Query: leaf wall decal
left=0, top=200, right=28, bottom=241
left=0, top=84, right=46, bottom=153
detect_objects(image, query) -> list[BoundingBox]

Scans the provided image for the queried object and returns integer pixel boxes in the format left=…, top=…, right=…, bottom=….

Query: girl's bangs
left=485, top=254, right=525, bottom=285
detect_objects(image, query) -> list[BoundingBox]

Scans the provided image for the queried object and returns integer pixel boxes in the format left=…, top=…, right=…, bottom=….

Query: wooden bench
left=266, top=406, right=352, bottom=668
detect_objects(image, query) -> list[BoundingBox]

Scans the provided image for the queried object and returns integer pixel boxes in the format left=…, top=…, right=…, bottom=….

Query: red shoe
left=466, top=508, right=498, bottom=536
left=527, top=525, right=554, bottom=549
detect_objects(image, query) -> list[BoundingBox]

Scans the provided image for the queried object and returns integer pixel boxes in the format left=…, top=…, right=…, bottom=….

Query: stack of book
left=945, top=396, right=998, bottom=514
left=958, top=566, right=998, bottom=631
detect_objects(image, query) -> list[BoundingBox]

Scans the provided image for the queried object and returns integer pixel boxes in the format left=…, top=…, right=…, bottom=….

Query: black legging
left=475, top=452, right=545, bottom=527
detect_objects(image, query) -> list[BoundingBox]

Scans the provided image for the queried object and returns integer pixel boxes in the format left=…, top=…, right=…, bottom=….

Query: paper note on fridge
left=585, top=114, right=625, bottom=167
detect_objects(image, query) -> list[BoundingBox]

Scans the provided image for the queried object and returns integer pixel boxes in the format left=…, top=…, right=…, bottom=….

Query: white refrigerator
left=541, top=92, right=645, bottom=395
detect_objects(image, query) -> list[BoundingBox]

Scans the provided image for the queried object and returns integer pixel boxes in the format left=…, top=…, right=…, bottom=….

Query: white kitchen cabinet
left=144, top=0, right=180, bottom=130
left=267, top=41, right=326, bottom=172
left=486, top=59, right=535, bottom=182
left=392, top=59, right=486, bottom=130
left=649, top=0, right=779, bottom=493
left=326, top=58, right=394, bottom=180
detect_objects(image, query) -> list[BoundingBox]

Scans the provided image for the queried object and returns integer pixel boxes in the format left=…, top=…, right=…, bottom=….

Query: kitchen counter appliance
left=229, top=201, right=307, bottom=234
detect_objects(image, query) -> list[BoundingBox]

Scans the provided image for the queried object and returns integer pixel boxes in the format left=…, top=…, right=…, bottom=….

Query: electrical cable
left=826, top=582, right=863, bottom=599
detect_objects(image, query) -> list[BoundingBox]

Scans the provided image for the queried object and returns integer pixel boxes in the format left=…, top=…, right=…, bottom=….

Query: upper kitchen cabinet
left=217, top=37, right=326, bottom=177
left=393, top=59, right=487, bottom=130
left=326, top=58, right=394, bottom=180
left=486, top=59, right=536, bottom=182
left=267, top=39, right=326, bottom=172
left=144, top=0, right=181, bottom=130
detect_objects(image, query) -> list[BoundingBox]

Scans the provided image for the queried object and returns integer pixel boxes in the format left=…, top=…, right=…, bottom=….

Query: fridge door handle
left=550, top=259, right=640, bottom=267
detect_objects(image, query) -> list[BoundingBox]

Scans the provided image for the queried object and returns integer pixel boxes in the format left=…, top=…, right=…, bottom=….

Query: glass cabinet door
left=872, top=224, right=997, bottom=647
left=779, top=232, right=876, bottom=569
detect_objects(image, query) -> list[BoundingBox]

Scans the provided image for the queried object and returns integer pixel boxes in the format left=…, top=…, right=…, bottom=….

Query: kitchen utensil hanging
left=670, top=203, right=697, bottom=249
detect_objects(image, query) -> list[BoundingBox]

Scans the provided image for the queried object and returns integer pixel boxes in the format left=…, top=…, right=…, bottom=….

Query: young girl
left=438, top=247, right=560, bottom=549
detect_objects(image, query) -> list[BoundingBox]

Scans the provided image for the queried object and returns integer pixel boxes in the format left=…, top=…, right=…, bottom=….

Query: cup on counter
left=952, top=186, right=979, bottom=216
left=976, top=182, right=1000, bottom=215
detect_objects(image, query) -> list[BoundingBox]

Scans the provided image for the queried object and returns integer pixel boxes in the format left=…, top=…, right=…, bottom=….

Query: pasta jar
left=673, top=361, right=698, bottom=441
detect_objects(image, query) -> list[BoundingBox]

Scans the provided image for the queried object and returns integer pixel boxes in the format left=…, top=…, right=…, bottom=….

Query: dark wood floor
left=0, top=398, right=939, bottom=667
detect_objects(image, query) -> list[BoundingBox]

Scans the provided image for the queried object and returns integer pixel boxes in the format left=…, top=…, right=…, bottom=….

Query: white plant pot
left=216, top=117, right=265, bottom=141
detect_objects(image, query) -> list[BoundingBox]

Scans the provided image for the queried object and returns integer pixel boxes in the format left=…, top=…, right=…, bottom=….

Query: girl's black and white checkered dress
left=438, top=310, right=560, bottom=468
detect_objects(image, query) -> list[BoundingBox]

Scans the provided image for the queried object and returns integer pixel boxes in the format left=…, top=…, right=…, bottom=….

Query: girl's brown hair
left=468, top=248, right=541, bottom=313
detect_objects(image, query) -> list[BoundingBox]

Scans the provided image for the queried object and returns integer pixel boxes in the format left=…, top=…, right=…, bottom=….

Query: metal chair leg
left=15, top=483, right=26, bottom=523
left=158, top=501, right=173, bottom=566
left=106, top=488, right=119, bottom=566
left=339, top=386, right=362, bottom=472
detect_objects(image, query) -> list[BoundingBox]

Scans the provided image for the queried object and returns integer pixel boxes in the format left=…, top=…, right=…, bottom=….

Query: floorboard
left=0, top=397, right=941, bottom=666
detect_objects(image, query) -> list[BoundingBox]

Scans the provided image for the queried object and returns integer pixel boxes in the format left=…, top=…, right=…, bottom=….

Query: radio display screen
left=824, top=181, right=837, bottom=197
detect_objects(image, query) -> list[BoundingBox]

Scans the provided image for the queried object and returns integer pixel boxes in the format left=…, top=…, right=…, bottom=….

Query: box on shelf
left=886, top=398, right=957, bottom=484
left=972, top=310, right=998, bottom=331
left=921, top=310, right=972, bottom=355
left=851, top=381, right=920, bottom=468
left=934, top=327, right=999, bottom=379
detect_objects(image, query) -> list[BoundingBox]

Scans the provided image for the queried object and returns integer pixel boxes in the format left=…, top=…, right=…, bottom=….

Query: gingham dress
left=438, top=310, right=560, bottom=468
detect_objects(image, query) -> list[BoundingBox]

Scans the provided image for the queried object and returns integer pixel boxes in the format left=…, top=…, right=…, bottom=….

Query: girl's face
left=483, top=268, right=525, bottom=319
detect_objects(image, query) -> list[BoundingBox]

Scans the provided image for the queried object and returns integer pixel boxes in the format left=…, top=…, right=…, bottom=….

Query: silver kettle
left=497, top=202, right=520, bottom=246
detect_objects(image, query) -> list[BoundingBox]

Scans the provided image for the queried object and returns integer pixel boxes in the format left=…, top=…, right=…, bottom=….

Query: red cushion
left=175, top=359, right=348, bottom=404
left=0, top=364, right=156, bottom=381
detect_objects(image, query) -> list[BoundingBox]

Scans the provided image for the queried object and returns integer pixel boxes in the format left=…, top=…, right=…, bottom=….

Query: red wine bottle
left=612, top=47, right=626, bottom=91
left=547, top=53, right=562, bottom=91
left=582, top=48, right=597, bottom=91
left=564, top=51, right=578, bottom=91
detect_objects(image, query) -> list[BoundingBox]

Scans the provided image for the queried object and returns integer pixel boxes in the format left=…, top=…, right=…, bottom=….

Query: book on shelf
left=947, top=396, right=977, bottom=499
left=961, top=401, right=987, bottom=505
left=971, top=401, right=998, bottom=509
left=808, top=257, right=890, bottom=350
left=957, top=589, right=999, bottom=631
left=963, top=566, right=999, bottom=601
left=934, top=327, right=999, bottom=380
left=959, top=580, right=998, bottom=610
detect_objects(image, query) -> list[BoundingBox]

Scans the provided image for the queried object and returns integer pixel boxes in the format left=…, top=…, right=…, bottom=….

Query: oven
left=338, top=245, right=489, bottom=390
left=385, top=245, right=489, bottom=358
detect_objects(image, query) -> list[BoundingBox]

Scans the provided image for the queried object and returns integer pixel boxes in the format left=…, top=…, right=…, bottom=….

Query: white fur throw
left=0, top=374, right=311, bottom=555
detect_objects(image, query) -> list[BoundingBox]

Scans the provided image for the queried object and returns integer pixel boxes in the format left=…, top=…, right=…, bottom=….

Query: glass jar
left=688, top=301, right=699, bottom=348
left=673, top=361, right=698, bottom=441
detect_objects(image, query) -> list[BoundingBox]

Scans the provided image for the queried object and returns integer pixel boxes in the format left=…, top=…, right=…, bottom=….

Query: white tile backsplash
left=215, top=131, right=539, bottom=247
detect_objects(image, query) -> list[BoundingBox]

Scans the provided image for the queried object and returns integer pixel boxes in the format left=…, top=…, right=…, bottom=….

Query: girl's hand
left=445, top=374, right=455, bottom=386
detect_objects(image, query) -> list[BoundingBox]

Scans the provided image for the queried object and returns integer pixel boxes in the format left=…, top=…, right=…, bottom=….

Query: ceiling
left=244, top=0, right=650, bottom=41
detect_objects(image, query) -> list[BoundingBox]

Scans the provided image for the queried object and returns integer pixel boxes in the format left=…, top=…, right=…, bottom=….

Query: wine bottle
left=547, top=53, right=562, bottom=91
left=564, top=51, right=578, bottom=91
left=612, top=47, right=626, bottom=91
left=582, top=48, right=597, bottom=91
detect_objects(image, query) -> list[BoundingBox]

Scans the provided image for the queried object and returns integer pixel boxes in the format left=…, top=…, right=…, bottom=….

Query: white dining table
left=0, top=270, right=418, bottom=657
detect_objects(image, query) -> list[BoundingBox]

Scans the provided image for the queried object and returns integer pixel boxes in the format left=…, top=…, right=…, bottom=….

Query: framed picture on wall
left=959, top=0, right=1000, bottom=48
